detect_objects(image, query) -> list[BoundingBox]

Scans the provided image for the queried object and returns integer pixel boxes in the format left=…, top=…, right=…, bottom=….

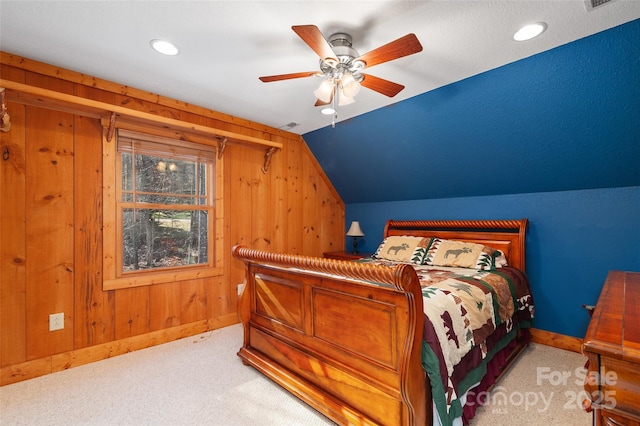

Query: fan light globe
left=341, top=73, right=361, bottom=98
left=338, top=90, right=355, bottom=106
left=314, top=80, right=334, bottom=103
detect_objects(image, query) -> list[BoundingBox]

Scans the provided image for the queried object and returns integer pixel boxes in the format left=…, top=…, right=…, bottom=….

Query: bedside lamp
left=346, top=221, right=364, bottom=254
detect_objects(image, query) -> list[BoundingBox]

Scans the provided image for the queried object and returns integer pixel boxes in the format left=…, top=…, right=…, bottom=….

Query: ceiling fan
left=259, top=25, right=423, bottom=114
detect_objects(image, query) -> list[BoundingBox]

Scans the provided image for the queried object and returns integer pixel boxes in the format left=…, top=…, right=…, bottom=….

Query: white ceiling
left=1, top=1, right=639, bottom=135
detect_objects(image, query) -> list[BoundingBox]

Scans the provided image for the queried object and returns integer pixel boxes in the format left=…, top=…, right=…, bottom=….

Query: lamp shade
left=314, top=79, right=334, bottom=103
left=341, top=73, right=361, bottom=98
left=338, top=88, right=355, bottom=106
left=346, top=221, right=364, bottom=237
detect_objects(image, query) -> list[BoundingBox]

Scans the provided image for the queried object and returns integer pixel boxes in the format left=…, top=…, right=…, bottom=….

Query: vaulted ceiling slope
left=1, top=1, right=639, bottom=206
left=304, top=19, right=640, bottom=204
left=1, top=1, right=639, bottom=135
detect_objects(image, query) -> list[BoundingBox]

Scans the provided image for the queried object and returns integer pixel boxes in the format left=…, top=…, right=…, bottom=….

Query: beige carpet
left=470, top=341, right=592, bottom=425
left=0, top=324, right=591, bottom=425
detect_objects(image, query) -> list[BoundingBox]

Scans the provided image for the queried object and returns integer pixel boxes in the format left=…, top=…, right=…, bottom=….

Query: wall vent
left=585, top=0, right=616, bottom=11
left=279, top=122, right=299, bottom=130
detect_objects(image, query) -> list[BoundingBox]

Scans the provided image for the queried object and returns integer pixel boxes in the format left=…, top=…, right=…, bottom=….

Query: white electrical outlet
left=49, top=313, right=64, bottom=331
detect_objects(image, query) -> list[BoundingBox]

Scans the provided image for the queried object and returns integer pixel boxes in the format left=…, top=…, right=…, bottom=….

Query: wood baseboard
left=1, top=314, right=238, bottom=386
left=530, top=328, right=584, bottom=353
left=1, top=322, right=584, bottom=386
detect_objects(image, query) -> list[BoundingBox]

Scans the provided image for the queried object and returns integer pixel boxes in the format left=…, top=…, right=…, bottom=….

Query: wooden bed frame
left=232, top=219, right=529, bottom=425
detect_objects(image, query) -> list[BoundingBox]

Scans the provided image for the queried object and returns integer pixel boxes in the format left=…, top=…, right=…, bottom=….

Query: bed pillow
left=372, top=236, right=431, bottom=264
left=423, top=238, right=508, bottom=270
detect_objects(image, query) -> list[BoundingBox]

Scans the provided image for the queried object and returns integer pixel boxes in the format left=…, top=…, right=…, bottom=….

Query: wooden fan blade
left=360, top=74, right=405, bottom=97
left=314, top=94, right=332, bottom=107
left=292, top=25, right=338, bottom=62
left=259, top=71, right=317, bottom=82
left=355, top=33, right=423, bottom=68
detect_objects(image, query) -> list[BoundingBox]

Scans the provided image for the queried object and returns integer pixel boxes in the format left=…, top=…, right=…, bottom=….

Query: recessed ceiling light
left=321, top=107, right=335, bottom=115
left=513, top=22, right=547, bottom=41
left=150, top=39, right=179, bottom=56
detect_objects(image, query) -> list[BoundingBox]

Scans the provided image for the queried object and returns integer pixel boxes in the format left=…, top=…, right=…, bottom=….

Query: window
left=103, top=129, right=223, bottom=290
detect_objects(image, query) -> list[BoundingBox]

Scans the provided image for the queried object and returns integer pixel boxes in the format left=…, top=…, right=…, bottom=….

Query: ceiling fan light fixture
left=150, top=39, right=179, bottom=56
left=513, top=22, right=547, bottom=41
left=350, top=60, right=366, bottom=73
left=258, top=25, right=424, bottom=128
left=323, top=58, right=338, bottom=68
left=341, top=73, right=361, bottom=98
left=314, top=79, right=334, bottom=103
left=338, top=92, right=355, bottom=106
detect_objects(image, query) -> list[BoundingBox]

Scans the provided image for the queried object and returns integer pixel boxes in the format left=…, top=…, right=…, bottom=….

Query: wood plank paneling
left=302, top=154, right=322, bottom=254
left=252, top=146, right=274, bottom=252
left=114, top=286, right=150, bottom=340
left=270, top=136, right=288, bottom=250
left=0, top=54, right=345, bottom=384
left=73, top=85, right=115, bottom=348
left=228, top=144, right=256, bottom=307
left=0, top=67, right=27, bottom=367
left=208, top=276, right=231, bottom=320
left=149, top=282, right=182, bottom=331
left=286, top=137, right=304, bottom=255
left=179, top=278, right=208, bottom=324
left=24, top=102, right=75, bottom=360
left=23, top=73, right=75, bottom=361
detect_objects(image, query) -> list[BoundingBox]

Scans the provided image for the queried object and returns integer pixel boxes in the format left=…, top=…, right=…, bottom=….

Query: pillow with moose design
left=423, top=238, right=508, bottom=270
left=372, top=236, right=431, bottom=264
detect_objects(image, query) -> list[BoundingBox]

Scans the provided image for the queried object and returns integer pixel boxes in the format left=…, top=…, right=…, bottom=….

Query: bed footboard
left=232, top=246, right=429, bottom=426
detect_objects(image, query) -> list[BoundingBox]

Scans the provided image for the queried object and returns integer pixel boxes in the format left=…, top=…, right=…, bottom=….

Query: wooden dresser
left=583, top=271, right=640, bottom=426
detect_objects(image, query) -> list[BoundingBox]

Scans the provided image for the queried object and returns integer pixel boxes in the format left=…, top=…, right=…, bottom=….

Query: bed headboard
left=383, top=219, right=528, bottom=272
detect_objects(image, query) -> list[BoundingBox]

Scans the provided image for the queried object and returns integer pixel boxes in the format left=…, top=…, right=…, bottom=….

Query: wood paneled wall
left=0, top=53, right=344, bottom=385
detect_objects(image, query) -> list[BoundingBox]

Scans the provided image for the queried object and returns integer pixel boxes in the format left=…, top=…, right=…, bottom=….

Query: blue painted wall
left=345, top=187, right=639, bottom=338
left=305, top=19, right=640, bottom=203
left=303, top=20, right=640, bottom=338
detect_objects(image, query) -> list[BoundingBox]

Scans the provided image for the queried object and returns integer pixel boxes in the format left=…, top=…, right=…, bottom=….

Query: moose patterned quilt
left=364, top=259, right=534, bottom=426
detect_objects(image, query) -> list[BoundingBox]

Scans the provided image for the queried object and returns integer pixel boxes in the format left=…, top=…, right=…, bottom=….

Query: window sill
left=103, top=266, right=222, bottom=290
